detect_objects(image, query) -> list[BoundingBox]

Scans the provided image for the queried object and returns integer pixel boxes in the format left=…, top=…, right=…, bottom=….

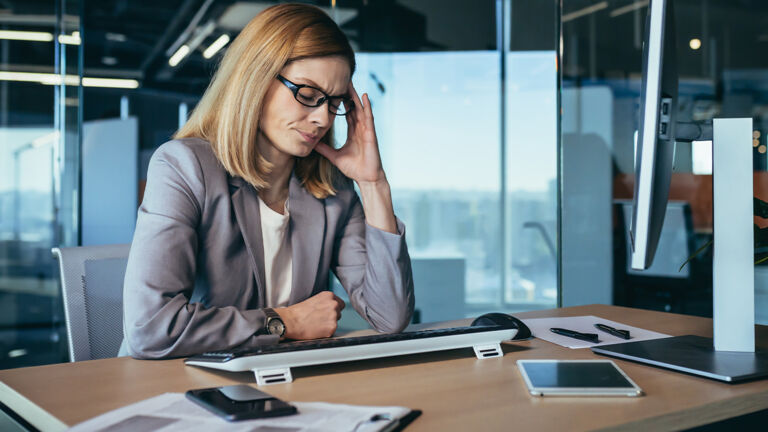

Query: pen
left=550, top=328, right=600, bottom=343
left=594, top=323, right=631, bottom=339
left=353, top=413, right=396, bottom=432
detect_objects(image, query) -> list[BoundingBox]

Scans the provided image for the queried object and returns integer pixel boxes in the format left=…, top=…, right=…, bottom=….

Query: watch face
left=267, top=318, right=285, bottom=336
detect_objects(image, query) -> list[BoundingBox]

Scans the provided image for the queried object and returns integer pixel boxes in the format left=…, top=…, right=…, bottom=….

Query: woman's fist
left=274, top=291, right=346, bottom=340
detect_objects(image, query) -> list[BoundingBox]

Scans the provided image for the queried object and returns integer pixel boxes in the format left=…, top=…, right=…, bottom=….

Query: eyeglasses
left=276, top=75, right=354, bottom=116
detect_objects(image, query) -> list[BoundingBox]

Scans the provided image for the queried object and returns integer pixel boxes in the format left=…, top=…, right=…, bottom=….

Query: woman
left=120, top=3, right=414, bottom=359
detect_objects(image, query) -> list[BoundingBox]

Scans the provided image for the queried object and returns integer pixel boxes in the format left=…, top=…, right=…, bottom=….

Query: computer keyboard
left=185, top=324, right=519, bottom=385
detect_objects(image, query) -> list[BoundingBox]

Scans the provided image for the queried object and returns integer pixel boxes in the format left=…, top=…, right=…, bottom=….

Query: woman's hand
left=313, top=82, right=385, bottom=186
left=314, top=81, right=398, bottom=233
left=274, top=291, right=345, bottom=340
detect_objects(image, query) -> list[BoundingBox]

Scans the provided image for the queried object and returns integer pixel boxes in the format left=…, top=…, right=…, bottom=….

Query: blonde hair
left=174, top=3, right=356, bottom=198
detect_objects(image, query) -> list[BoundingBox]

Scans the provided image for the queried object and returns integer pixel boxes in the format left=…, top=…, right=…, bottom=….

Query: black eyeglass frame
left=276, top=74, right=354, bottom=116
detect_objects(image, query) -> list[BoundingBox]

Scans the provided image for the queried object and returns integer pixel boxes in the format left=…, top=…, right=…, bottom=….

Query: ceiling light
left=31, top=131, right=60, bottom=148
left=0, top=30, right=53, bottom=42
left=169, top=45, right=190, bottom=67
left=562, top=2, right=608, bottom=23
left=81, top=77, right=139, bottom=88
left=101, top=56, right=118, bottom=66
left=181, top=21, right=217, bottom=60
left=0, top=71, right=61, bottom=84
left=0, top=30, right=79, bottom=45
left=105, top=32, right=127, bottom=42
left=203, top=34, right=230, bottom=59
left=8, top=349, right=28, bottom=358
left=58, top=31, right=81, bottom=45
left=609, top=1, right=649, bottom=18
left=689, top=38, right=701, bottom=50
left=0, top=71, right=139, bottom=88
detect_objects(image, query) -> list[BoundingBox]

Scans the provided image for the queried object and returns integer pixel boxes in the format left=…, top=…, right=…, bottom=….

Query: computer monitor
left=593, top=0, right=768, bottom=383
left=630, top=0, right=677, bottom=271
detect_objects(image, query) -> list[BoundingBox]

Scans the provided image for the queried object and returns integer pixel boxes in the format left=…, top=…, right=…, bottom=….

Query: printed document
left=67, top=392, right=413, bottom=432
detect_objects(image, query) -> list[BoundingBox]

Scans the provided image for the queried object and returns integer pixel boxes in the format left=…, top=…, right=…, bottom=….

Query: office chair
left=52, top=244, right=130, bottom=362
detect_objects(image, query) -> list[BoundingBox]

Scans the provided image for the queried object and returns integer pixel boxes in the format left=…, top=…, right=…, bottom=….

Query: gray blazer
left=120, top=138, right=414, bottom=359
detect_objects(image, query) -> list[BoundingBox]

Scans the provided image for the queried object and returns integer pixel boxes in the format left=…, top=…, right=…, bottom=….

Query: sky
left=0, top=127, right=55, bottom=193
left=336, top=50, right=558, bottom=193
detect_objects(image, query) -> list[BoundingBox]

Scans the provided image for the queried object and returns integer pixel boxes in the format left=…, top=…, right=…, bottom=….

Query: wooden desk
left=2, top=305, right=768, bottom=431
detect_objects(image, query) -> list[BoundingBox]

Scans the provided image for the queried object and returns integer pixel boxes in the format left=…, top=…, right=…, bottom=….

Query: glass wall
left=0, top=0, right=82, bottom=369
left=337, top=50, right=505, bottom=325
left=331, top=0, right=559, bottom=328
left=560, top=0, right=768, bottom=323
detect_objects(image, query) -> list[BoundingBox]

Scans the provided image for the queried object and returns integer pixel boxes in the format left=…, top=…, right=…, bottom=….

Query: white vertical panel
left=120, top=96, right=129, bottom=120
left=178, top=102, right=188, bottom=129
left=82, top=117, right=138, bottom=246
left=713, top=118, right=754, bottom=352
left=561, top=87, right=614, bottom=307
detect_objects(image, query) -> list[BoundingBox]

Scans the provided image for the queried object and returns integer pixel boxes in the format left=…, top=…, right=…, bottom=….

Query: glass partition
left=0, top=0, right=82, bottom=368
left=331, top=0, right=559, bottom=328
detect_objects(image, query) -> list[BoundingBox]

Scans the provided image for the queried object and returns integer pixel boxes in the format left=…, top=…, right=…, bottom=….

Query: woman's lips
left=297, top=130, right=319, bottom=144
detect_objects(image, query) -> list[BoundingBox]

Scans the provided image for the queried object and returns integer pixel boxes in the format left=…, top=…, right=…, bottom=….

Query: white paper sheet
left=523, top=315, right=671, bottom=349
left=66, top=392, right=413, bottom=432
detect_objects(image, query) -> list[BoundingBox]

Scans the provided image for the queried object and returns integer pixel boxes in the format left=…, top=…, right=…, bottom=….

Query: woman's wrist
left=273, top=306, right=296, bottom=340
left=356, top=173, right=388, bottom=191
left=356, top=176, right=397, bottom=234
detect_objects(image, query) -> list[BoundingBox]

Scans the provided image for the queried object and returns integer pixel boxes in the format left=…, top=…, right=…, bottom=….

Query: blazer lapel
left=229, top=175, right=267, bottom=308
left=288, top=173, right=326, bottom=304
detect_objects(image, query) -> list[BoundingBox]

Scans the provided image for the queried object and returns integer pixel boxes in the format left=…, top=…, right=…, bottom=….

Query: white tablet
left=517, top=360, right=643, bottom=397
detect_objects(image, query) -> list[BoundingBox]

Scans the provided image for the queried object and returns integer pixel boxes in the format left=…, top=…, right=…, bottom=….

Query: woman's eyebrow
left=294, top=76, right=347, bottom=97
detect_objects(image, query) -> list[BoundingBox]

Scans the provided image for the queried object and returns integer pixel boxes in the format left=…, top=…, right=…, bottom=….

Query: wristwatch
left=264, top=308, right=286, bottom=339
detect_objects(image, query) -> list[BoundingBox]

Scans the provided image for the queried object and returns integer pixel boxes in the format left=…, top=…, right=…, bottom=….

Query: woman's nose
left=307, top=103, right=332, bottom=127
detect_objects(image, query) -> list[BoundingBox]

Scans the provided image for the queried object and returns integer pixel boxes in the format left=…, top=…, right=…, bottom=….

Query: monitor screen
left=630, top=0, right=678, bottom=270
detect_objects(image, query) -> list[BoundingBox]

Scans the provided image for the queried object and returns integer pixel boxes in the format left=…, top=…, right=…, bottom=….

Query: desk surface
left=2, top=304, right=768, bottom=432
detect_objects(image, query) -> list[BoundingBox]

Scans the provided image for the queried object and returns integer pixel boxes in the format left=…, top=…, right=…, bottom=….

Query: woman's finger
left=344, top=107, right=357, bottom=134
left=363, top=93, right=375, bottom=121
left=333, top=294, right=346, bottom=311
left=313, top=142, right=339, bottom=165
left=348, top=82, right=365, bottom=115
left=362, top=93, right=377, bottom=134
left=348, top=108, right=369, bottom=141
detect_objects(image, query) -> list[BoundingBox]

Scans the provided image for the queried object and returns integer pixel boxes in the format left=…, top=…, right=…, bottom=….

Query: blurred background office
left=0, top=0, right=766, bottom=370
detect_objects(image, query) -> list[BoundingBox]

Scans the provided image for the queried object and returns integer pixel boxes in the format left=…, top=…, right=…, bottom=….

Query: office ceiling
left=561, top=0, right=768, bottom=81
left=1, top=0, right=767, bottom=96
left=0, top=0, right=497, bottom=95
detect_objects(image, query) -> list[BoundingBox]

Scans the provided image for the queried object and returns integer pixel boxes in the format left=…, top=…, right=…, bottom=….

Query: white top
left=258, top=197, right=292, bottom=308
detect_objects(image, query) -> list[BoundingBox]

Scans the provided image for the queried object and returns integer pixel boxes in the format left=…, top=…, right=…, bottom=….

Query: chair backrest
left=52, top=244, right=130, bottom=362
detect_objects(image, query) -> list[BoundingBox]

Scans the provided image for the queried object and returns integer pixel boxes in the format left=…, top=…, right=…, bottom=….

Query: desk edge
left=0, top=382, right=68, bottom=432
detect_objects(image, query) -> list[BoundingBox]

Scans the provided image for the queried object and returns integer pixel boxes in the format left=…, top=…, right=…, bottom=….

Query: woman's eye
left=298, top=93, right=314, bottom=102
left=297, top=88, right=322, bottom=104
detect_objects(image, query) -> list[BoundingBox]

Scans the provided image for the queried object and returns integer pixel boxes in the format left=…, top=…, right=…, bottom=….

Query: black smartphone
left=185, top=385, right=297, bottom=421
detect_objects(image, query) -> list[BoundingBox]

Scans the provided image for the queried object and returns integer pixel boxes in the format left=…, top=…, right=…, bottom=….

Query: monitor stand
left=592, top=335, right=768, bottom=383
left=596, top=119, right=765, bottom=383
